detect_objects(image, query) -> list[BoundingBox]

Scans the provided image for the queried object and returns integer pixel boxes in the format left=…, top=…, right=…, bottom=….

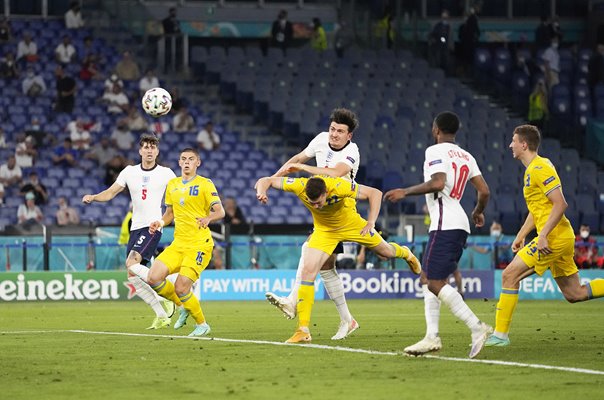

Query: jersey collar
left=328, top=141, right=350, bottom=152
left=140, top=163, right=158, bottom=172
left=181, top=175, right=198, bottom=184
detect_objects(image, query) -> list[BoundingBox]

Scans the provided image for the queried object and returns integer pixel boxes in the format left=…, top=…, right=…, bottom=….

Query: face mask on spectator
left=580, top=230, right=589, bottom=239
left=491, top=229, right=502, bottom=238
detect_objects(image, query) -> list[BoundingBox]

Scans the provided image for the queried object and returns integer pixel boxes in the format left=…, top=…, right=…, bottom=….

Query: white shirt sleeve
left=303, top=133, right=323, bottom=158
left=115, top=166, right=130, bottom=187
left=468, top=156, right=482, bottom=179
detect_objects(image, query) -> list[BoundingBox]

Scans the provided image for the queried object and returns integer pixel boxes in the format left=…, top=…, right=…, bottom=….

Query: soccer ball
left=141, top=87, right=172, bottom=117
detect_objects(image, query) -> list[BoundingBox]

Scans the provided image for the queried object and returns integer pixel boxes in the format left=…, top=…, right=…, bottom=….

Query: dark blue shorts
left=126, top=227, right=162, bottom=264
left=422, top=229, right=468, bottom=280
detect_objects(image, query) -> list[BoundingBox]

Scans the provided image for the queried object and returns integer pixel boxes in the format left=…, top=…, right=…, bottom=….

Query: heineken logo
left=0, top=273, right=122, bottom=301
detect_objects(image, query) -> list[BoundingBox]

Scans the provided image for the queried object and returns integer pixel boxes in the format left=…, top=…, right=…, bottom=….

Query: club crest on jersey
left=428, top=159, right=443, bottom=166
left=346, top=156, right=355, bottom=163
left=179, top=198, right=185, bottom=206
left=326, top=151, right=334, bottom=161
left=543, top=176, right=556, bottom=185
left=143, top=176, right=150, bottom=183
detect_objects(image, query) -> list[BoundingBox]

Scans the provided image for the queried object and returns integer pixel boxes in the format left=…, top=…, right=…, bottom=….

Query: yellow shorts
left=156, top=242, right=214, bottom=282
left=307, top=219, right=384, bottom=255
left=517, top=236, right=578, bottom=278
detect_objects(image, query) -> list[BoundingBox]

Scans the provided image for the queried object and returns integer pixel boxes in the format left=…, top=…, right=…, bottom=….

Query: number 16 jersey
left=423, top=142, right=482, bottom=233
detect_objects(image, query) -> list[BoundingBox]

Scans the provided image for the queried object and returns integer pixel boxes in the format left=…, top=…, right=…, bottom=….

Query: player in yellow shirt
left=255, top=175, right=421, bottom=343
left=140, top=148, right=225, bottom=337
left=486, top=125, right=604, bottom=346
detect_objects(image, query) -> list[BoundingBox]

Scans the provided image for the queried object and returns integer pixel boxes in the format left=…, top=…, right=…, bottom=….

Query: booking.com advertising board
left=2, top=270, right=603, bottom=302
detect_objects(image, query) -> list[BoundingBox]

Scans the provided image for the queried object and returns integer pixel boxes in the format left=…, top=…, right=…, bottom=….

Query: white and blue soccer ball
left=141, top=87, right=172, bottom=117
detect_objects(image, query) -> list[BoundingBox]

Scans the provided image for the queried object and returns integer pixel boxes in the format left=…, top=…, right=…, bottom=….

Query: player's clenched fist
left=82, top=194, right=95, bottom=204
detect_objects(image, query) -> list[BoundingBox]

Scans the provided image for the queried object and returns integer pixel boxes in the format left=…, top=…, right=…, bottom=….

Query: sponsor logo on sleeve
left=211, top=192, right=218, bottom=197
left=346, top=156, right=356, bottom=164
left=351, top=181, right=356, bottom=191
left=543, top=176, right=556, bottom=185
left=286, top=177, right=295, bottom=184
left=428, top=159, right=442, bottom=166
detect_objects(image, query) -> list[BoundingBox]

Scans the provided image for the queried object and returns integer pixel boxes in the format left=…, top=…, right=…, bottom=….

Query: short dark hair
left=139, top=133, right=159, bottom=147
left=434, top=111, right=460, bottom=134
left=330, top=108, right=358, bottom=133
left=305, top=177, right=327, bottom=201
left=514, top=124, right=541, bottom=151
left=180, top=147, right=199, bottom=158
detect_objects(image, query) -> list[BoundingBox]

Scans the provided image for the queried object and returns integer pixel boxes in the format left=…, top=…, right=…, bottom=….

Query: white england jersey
left=303, top=132, right=360, bottom=181
left=423, top=143, right=481, bottom=233
left=115, top=164, right=176, bottom=231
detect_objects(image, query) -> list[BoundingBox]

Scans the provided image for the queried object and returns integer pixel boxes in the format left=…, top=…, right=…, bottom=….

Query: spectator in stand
left=0, top=155, right=23, bottom=188
left=110, top=120, right=135, bottom=151
left=541, top=35, right=560, bottom=91
left=85, top=136, right=120, bottom=166
left=55, top=35, right=77, bottom=65
left=102, top=83, right=130, bottom=114
left=196, top=121, right=220, bottom=151
left=115, top=50, right=141, bottom=81
left=139, top=68, right=159, bottom=95
left=170, top=86, right=186, bottom=113
left=65, top=1, right=85, bottom=29
left=172, top=106, right=195, bottom=132
left=66, top=118, right=92, bottom=150
left=0, top=52, right=19, bottom=79
left=271, top=10, right=293, bottom=54
left=0, top=17, right=11, bottom=43
left=458, top=5, right=480, bottom=74
left=528, top=80, right=548, bottom=129
left=162, top=7, right=181, bottom=35
left=22, top=66, right=47, bottom=96
left=18, top=192, right=43, bottom=228
left=79, top=53, right=102, bottom=81
left=56, top=196, right=81, bottom=225
left=223, top=197, right=247, bottom=225
left=0, top=183, right=4, bottom=206
left=104, top=73, right=124, bottom=93
left=575, top=224, right=603, bottom=269
left=52, top=138, right=78, bottom=168
left=25, top=117, right=52, bottom=148
left=123, top=105, right=148, bottom=133
left=548, top=15, right=563, bottom=43
left=310, top=18, right=327, bottom=53
left=429, top=10, right=452, bottom=72
left=15, top=135, right=37, bottom=168
left=16, top=33, right=38, bottom=63
left=588, top=43, right=604, bottom=94
left=55, top=65, right=77, bottom=113
left=535, top=16, right=551, bottom=50
left=470, top=221, right=514, bottom=270
left=19, top=171, right=48, bottom=205
left=0, top=128, right=7, bottom=149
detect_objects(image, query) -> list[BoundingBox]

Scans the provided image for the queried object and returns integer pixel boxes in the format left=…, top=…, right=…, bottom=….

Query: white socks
left=320, top=268, right=353, bottom=323
left=287, top=242, right=307, bottom=304
left=127, top=263, right=167, bottom=318
left=437, top=284, right=480, bottom=332
left=423, top=284, right=441, bottom=338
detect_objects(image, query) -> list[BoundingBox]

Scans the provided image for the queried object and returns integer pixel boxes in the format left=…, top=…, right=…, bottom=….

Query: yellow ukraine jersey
left=522, top=156, right=574, bottom=239
left=165, top=175, right=221, bottom=248
left=282, top=175, right=361, bottom=232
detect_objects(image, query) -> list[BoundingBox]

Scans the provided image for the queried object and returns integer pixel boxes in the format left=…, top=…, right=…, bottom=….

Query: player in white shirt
left=82, top=134, right=177, bottom=329
left=385, top=111, right=493, bottom=358
left=264, top=108, right=362, bottom=340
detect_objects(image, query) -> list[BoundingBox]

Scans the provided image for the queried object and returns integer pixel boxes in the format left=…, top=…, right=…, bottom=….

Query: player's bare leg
left=126, top=251, right=173, bottom=329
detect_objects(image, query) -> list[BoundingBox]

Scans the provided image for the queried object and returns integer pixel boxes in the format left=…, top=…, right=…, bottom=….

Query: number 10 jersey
left=423, top=142, right=482, bottom=233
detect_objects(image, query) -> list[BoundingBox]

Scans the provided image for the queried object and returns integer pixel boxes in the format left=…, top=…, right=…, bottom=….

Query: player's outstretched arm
left=255, top=177, right=283, bottom=204
left=469, top=175, right=490, bottom=228
left=149, top=206, right=174, bottom=234
left=384, top=173, right=446, bottom=202
left=287, top=161, right=352, bottom=178
left=82, top=182, right=124, bottom=204
left=272, top=151, right=311, bottom=177
left=356, top=184, right=383, bottom=235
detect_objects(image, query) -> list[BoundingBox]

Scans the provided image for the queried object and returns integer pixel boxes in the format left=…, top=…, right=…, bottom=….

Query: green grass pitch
left=0, top=299, right=602, bottom=399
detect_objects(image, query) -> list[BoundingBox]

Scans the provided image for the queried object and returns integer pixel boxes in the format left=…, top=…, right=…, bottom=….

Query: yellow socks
left=494, top=288, right=519, bottom=336
left=179, top=292, right=206, bottom=324
left=587, top=279, right=604, bottom=299
left=150, top=279, right=182, bottom=306
left=389, top=242, right=409, bottom=259
left=297, top=281, right=315, bottom=329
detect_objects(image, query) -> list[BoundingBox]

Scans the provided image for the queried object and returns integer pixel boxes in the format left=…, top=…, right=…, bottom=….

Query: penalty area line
left=3, top=329, right=604, bottom=376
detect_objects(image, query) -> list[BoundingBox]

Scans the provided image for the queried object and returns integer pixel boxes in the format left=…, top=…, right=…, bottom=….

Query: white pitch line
left=2, top=329, right=604, bottom=376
